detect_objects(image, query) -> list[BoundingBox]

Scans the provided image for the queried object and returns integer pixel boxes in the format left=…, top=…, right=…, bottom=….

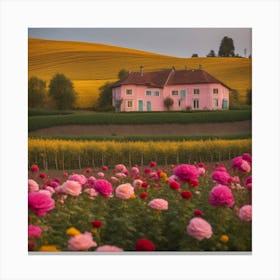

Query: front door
left=138, top=100, right=143, bottom=111
left=147, top=101, right=151, bottom=111
left=222, top=99, right=228, bottom=109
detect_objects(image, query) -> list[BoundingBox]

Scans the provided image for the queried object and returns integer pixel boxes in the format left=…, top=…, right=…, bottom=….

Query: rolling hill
left=28, top=38, right=252, bottom=107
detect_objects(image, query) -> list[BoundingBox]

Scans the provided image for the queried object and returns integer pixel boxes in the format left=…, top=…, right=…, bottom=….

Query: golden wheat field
left=28, top=38, right=252, bottom=107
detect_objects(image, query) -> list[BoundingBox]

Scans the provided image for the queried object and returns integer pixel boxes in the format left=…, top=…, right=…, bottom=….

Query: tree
left=118, top=69, right=129, bottom=80
left=28, top=77, right=47, bottom=108
left=192, top=53, right=198, bottom=57
left=218, top=36, right=235, bottom=57
left=163, top=97, right=174, bottom=111
left=206, top=50, right=216, bottom=57
left=48, top=74, right=77, bottom=110
left=95, top=82, right=114, bottom=111
left=246, top=88, right=252, bottom=105
left=229, top=89, right=240, bottom=106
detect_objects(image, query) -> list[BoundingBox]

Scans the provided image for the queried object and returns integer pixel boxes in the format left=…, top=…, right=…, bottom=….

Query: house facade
left=112, top=67, right=230, bottom=112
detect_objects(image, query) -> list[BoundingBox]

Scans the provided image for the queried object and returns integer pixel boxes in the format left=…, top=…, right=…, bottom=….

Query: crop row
left=28, top=110, right=251, bottom=131
left=28, top=138, right=252, bottom=169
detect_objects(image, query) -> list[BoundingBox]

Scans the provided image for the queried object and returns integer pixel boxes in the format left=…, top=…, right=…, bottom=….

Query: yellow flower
left=39, top=245, right=60, bottom=252
left=220, top=235, right=229, bottom=243
left=160, top=172, right=168, bottom=181
left=66, top=227, right=81, bottom=236
left=91, top=228, right=97, bottom=234
left=130, top=193, right=136, bottom=199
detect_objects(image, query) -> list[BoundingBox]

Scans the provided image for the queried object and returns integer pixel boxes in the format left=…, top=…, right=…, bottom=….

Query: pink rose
left=68, top=174, right=87, bottom=185
left=238, top=205, right=252, bottom=221
left=110, top=176, right=119, bottom=184
left=61, top=180, right=82, bottom=197
left=28, top=179, right=39, bottom=192
left=84, top=188, right=98, bottom=197
left=115, top=164, right=128, bottom=174
left=133, top=179, right=143, bottom=188
left=95, top=245, right=123, bottom=252
left=38, top=189, right=53, bottom=197
left=115, top=172, right=127, bottom=179
left=28, top=225, right=42, bottom=238
left=173, top=164, right=199, bottom=183
left=131, top=167, right=139, bottom=176
left=97, top=172, right=105, bottom=178
left=68, top=232, right=97, bottom=251
left=115, top=183, right=134, bottom=200
left=148, top=198, right=168, bottom=210
left=197, top=167, right=206, bottom=176
left=28, top=192, right=55, bottom=216
left=93, top=179, right=113, bottom=198
left=187, top=217, right=213, bottom=241
left=208, top=184, right=234, bottom=207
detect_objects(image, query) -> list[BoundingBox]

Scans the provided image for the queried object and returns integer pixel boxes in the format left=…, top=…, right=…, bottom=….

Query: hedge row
left=28, top=138, right=252, bottom=170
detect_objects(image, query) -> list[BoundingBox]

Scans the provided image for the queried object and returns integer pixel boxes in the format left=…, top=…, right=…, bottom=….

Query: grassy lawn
left=28, top=110, right=251, bottom=132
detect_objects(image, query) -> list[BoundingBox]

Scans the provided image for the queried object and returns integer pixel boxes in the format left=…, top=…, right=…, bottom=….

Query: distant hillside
left=28, top=38, right=252, bottom=107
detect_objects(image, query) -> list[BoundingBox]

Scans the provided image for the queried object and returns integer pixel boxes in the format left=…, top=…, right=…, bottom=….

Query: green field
left=28, top=110, right=251, bottom=132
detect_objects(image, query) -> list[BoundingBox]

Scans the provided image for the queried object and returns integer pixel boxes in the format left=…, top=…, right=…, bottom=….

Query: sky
left=28, top=28, right=252, bottom=58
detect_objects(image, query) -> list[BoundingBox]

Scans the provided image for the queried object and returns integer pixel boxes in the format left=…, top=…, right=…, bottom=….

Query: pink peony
left=110, top=176, right=119, bottom=184
left=244, top=176, right=252, bottom=191
left=209, top=184, right=234, bottom=207
left=211, top=169, right=231, bottom=185
left=68, top=232, right=97, bottom=251
left=28, top=179, right=39, bottom=192
left=28, top=225, right=42, bottom=238
left=68, top=174, right=87, bottom=185
left=242, top=153, right=252, bottom=164
left=115, top=183, right=134, bottom=200
left=28, top=192, right=55, bottom=216
left=87, top=176, right=96, bottom=187
left=197, top=167, right=206, bottom=176
left=173, top=164, right=199, bottom=183
left=133, top=179, right=143, bottom=188
left=131, top=167, right=139, bottom=176
left=97, top=172, right=105, bottom=178
left=95, top=245, right=123, bottom=252
left=238, top=205, right=252, bottom=221
left=84, top=188, right=98, bottom=197
left=115, top=164, right=128, bottom=174
left=149, top=172, right=159, bottom=181
left=187, top=217, right=213, bottom=241
left=115, top=172, right=127, bottom=179
left=61, top=180, right=82, bottom=197
left=148, top=198, right=168, bottom=210
left=38, top=189, right=53, bottom=197
left=232, top=156, right=251, bottom=172
left=93, top=179, right=113, bottom=198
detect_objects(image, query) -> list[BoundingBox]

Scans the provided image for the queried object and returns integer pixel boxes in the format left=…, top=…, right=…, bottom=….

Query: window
left=145, top=90, right=152, bottom=96
left=154, top=91, right=160, bottom=96
left=178, top=100, right=181, bottom=107
left=180, top=90, right=186, bottom=98
left=171, top=90, right=179, bottom=96
left=193, top=99, right=199, bottom=109
left=213, top=98, right=219, bottom=107
left=213, top=88, right=219, bottom=94
left=127, top=100, right=133, bottom=108
left=126, top=89, right=132, bottom=95
left=194, top=89, right=200, bottom=94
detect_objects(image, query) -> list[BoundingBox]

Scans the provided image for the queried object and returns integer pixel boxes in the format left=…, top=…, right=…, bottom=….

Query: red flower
left=54, top=178, right=60, bottom=183
left=31, top=164, right=39, bottom=172
left=149, top=161, right=157, bottom=167
left=194, top=209, right=204, bottom=216
left=91, top=220, right=103, bottom=228
left=144, top=168, right=151, bottom=174
left=102, top=165, right=108, bottom=171
left=198, top=162, right=204, bottom=168
left=188, top=179, right=199, bottom=187
left=63, top=172, right=68, bottom=177
left=39, top=173, right=46, bottom=179
left=86, top=168, right=92, bottom=173
left=135, top=238, right=155, bottom=251
left=141, top=182, right=149, bottom=188
left=50, top=181, right=59, bottom=188
left=181, top=191, right=192, bottom=199
left=140, top=192, right=148, bottom=199
left=169, top=180, right=180, bottom=190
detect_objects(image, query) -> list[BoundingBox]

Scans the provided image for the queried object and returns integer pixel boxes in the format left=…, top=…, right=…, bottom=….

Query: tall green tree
left=28, top=77, right=47, bottom=108
left=163, top=97, right=174, bottom=110
left=206, top=50, right=216, bottom=57
left=229, top=89, right=240, bottom=106
left=218, top=36, right=235, bottom=57
left=48, top=73, right=76, bottom=110
left=246, top=88, right=252, bottom=105
left=95, top=82, right=114, bottom=111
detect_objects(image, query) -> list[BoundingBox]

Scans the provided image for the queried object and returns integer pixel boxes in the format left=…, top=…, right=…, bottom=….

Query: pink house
left=112, top=67, right=230, bottom=112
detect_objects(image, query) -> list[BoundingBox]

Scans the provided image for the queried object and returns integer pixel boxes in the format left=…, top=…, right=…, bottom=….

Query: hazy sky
left=28, top=28, right=252, bottom=58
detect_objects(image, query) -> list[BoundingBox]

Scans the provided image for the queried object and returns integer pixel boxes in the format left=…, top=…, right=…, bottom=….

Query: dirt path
left=29, top=120, right=251, bottom=136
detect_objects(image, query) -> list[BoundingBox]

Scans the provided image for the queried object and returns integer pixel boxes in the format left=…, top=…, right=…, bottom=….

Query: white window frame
left=126, top=89, right=133, bottom=96
left=145, top=90, right=152, bottom=96
left=213, top=98, right=219, bottom=107
left=193, top=98, right=199, bottom=109
left=153, top=90, right=160, bottom=97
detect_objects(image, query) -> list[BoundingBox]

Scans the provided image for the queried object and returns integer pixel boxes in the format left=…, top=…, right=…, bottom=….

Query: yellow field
left=29, top=38, right=252, bottom=106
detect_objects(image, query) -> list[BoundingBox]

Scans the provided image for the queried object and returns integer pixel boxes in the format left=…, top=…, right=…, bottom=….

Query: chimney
left=140, top=66, right=143, bottom=76
left=198, top=64, right=202, bottom=70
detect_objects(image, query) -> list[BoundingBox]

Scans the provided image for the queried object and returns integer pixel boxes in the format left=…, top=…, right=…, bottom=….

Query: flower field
left=28, top=154, right=252, bottom=252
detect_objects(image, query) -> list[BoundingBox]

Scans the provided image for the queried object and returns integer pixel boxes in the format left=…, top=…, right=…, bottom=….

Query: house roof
left=112, top=68, right=231, bottom=89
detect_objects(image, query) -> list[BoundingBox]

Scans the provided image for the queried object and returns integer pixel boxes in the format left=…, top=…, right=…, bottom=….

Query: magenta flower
left=28, top=192, right=55, bottom=216
left=211, top=169, right=231, bottom=185
left=173, top=164, right=199, bottom=183
left=28, top=225, right=42, bottom=238
left=68, top=174, right=87, bottom=185
left=208, top=184, right=234, bottom=207
left=93, top=179, right=113, bottom=198
left=131, top=166, right=139, bottom=176
left=232, top=156, right=251, bottom=172
left=187, top=217, right=213, bottom=241
left=242, top=153, right=252, bottom=164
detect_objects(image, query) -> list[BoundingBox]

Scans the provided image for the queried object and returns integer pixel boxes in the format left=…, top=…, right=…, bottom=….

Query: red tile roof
left=112, top=68, right=231, bottom=89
